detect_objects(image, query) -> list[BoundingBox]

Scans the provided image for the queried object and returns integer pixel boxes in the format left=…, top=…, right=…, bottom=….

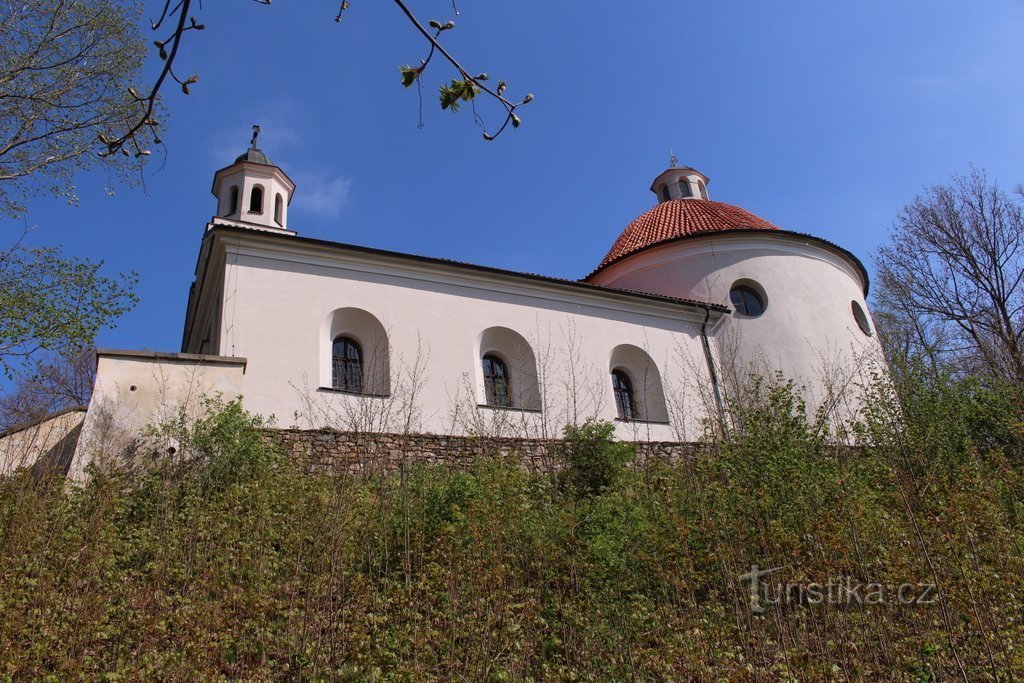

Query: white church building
left=2, top=138, right=883, bottom=478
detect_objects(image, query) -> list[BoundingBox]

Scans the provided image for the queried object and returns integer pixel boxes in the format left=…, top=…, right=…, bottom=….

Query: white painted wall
left=70, top=352, right=247, bottom=481
left=590, top=232, right=886, bottom=415
left=201, top=232, right=724, bottom=442
left=0, top=409, right=85, bottom=476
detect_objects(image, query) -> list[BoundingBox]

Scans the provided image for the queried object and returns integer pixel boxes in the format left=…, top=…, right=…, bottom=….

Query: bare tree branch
left=874, top=168, right=1024, bottom=382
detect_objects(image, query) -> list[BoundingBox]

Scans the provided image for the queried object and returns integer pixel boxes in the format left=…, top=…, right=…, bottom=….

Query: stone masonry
left=267, top=428, right=710, bottom=477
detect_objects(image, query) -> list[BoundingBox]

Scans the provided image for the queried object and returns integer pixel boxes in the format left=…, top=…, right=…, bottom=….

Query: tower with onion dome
left=586, top=160, right=881, bottom=409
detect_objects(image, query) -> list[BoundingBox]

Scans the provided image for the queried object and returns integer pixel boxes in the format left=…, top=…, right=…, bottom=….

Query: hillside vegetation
left=2, top=368, right=1024, bottom=681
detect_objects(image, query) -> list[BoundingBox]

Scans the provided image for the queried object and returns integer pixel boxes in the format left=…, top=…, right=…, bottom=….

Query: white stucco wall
left=196, top=231, right=725, bottom=442
left=0, top=409, right=86, bottom=477
left=589, top=232, right=886, bottom=415
left=69, top=351, right=247, bottom=481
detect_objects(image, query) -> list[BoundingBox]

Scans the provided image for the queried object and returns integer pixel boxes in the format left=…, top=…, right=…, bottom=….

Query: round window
left=851, top=301, right=873, bottom=336
left=730, top=285, right=765, bottom=317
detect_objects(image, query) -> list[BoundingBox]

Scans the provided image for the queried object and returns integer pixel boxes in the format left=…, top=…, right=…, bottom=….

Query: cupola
left=211, top=125, right=296, bottom=232
left=649, top=154, right=710, bottom=204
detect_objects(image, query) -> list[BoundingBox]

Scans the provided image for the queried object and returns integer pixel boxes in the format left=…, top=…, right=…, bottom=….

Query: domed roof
left=594, top=198, right=779, bottom=272
left=235, top=148, right=273, bottom=165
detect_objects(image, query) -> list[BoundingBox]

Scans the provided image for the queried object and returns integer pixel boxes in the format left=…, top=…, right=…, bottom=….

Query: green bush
left=554, top=418, right=635, bottom=497
left=1, top=378, right=1023, bottom=680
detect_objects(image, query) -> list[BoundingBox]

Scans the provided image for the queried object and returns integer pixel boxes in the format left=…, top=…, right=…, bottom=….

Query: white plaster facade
left=66, top=146, right=884, bottom=478
left=70, top=350, right=246, bottom=480
left=179, top=226, right=723, bottom=440
left=589, top=231, right=880, bottom=407
left=0, top=408, right=85, bottom=476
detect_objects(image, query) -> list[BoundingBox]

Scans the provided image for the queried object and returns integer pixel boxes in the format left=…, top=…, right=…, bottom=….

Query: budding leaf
left=439, top=85, right=460, bottom=111
left=439, top=78, right=481, bottom=112
left=399, top=65, right=420, bottom=88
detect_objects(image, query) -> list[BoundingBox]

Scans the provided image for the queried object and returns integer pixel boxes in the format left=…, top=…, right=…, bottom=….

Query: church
left=1, top=134, right=883, bottom=479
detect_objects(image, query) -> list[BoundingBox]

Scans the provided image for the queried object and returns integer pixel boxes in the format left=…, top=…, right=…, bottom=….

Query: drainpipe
left=699, top=305, right=729, bottom=438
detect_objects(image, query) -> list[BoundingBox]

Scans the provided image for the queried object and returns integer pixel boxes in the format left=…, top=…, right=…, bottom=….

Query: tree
left=106, top=0, right=532, bottom=160
left=0, top=1, right=532, bottom=217
left=0, top=348, right=94, bottom=430
left=0, top=0, right=156, bottom=218
left=874, top=168, right=1024, bottom=383
left=0, top=238, right=138, bottom=379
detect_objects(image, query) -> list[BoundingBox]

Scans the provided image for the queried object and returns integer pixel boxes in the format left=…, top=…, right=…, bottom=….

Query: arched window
left=332, top=336, right=363, bottom=392
left=678, top=179, right=693, bottom=198
left=609, top=344, right=669, bottom=423
left=730, top=285, right=765, bottom=317
left=697, top=179, right=708, bottom=199
left=660, top=185, right=671, bottom=202
left=323, top=308, right=390, bottom=395
left=249, top=184, right=264, bottom=214
left=274, top=193, right=283, bottom=225
left=611, top=369, right=636, bottom=420
left=482, top=354, right=512, bottom=407
left=227, top=186, right=239, bottom=215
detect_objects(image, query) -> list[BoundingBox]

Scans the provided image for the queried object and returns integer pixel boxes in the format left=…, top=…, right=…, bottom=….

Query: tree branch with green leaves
left=104, top=0, right=533, bottom=161
left=0, top=1, right=532, bottom=218
left=0, top=237, right=138, bottom=379
left=0, top=0, right=155, bottom=218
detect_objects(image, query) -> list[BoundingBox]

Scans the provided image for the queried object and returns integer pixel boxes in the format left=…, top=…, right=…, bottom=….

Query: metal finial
left=250, top=124, right=261, bottom=149
left=669, top=147, right=678, bottom=168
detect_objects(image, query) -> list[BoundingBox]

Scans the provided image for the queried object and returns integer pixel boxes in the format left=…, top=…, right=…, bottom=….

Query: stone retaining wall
left=267, top=428, right=710, bottom=476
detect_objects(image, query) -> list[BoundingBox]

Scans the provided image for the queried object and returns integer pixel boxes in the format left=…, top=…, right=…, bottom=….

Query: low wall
left=70, top=350, right=248, bottom=482
left=0, top=408, right=86, bottom=478
left=268, top=428, right=709, bottom=476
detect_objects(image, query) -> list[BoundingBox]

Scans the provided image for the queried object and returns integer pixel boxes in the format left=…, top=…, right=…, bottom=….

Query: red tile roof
left=594, top=199, right=780, bottom=272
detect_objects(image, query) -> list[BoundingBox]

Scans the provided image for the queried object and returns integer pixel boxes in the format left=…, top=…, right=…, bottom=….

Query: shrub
left=554, top=418, right=635, bottom=498
left=1, top=380, right=1023, bottom=680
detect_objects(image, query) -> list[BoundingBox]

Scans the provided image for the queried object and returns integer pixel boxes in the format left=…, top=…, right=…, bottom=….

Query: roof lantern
left=649, top=150, right=711, bottom=203
left=211, top=124, right=296, bottom=233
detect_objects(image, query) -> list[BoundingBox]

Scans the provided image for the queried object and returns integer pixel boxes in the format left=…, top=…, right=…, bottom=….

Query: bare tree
left=0, top=348, right=94, bottom=430
left=0, top=0, right=155, bottom=217
left=555, top=320, right=603, bottom=428
left=870, top=307, right=949, bottom=371
left=875, top=168, right=1024, bottom=383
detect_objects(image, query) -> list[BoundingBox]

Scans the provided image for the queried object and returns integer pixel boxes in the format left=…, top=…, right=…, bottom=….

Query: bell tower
left=211, top=125, right=296, bottom=233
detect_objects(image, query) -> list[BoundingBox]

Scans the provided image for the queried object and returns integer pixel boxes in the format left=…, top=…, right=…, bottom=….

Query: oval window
left=851, top=301, right=873, bottom=336
left=730, top=285, right=765, bottom=317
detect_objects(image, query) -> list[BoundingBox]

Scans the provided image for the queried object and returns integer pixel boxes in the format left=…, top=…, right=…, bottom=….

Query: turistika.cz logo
left=738, top=565, right=938, bottom=614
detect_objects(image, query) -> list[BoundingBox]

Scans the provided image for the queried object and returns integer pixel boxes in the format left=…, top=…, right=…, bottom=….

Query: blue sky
left=6, top=0, right=1024, bottom=355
